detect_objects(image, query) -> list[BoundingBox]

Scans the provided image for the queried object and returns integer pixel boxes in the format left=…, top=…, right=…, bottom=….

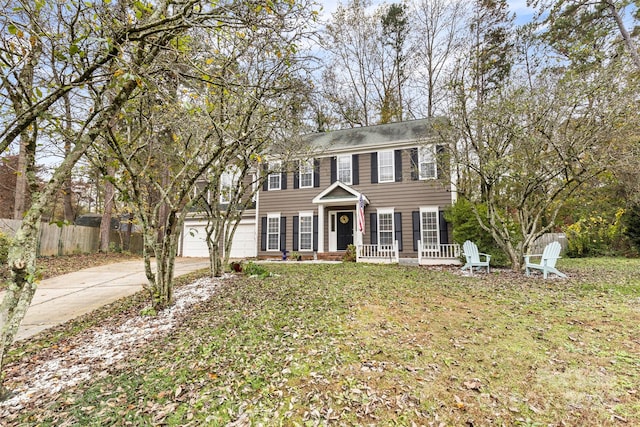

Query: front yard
left=2, top=258, right=639, bottom=425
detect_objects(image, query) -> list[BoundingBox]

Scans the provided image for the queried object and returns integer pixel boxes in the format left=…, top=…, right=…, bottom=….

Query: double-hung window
left=337, top=155, right=352, bottom=185
left=299, top=212, right=313, bottom=251
left=419, top=146, right=437, bottom=180
left=378, top=150, right=395, bottom=182
left=267, top=213, right=280, bottom=251
left=220, top=167, right=239, bottom=204
left=299, top=159, right=313, bottom=188
left=378, top=209, right=394, bottom=246
left=268, top=160, right=282, bottom=190
left=420, top=207, right=439, bottom=250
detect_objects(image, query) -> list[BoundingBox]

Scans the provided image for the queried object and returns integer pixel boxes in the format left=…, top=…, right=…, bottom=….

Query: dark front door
left=336, top=211, right=354, bottom=250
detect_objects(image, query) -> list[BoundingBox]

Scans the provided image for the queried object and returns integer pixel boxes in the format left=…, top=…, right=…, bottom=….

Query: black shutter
left=280, top=217, right=287, bottom=251
left=352, top=154, right=359, bottom=185
left=313, top=215, right=318, bottom=251
left=371, top=152, right=378, bottom=184
left=436, top=145, right=447, bottom=179
left=262, top=164, right=269, bottom=191
left=281, top=172, right=287, bottom=190
left=394, top=212, right=403, bottom=251
left=292, top=216, right=299, bottom=251
left=261, top=216, right=267, bottom=251
left=313, top=159, right=320, bottom=187
left=412, top=211, right=420, bottom=251
left=439, top=211, right=449, bottom=244
left=410, top=148, right=419, bottom=181
left=293, top=162, right=300, bottom=189
left=370, top=212, right=378, bottom=245
left=331, top=157, right=337, bottom=183
left=395, top=150, right=402, bottom=182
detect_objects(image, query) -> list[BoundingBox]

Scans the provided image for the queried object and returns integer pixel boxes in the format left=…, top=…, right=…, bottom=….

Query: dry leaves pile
left=0, top=275, right=227, bottom=421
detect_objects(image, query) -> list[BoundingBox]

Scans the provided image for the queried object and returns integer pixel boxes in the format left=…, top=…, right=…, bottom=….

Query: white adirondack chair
left=461, top=240, right=491, bottom=275
left=524, top=241, right=567, bottom=279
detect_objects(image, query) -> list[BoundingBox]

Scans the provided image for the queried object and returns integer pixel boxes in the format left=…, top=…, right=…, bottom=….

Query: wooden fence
left=531, top=233, right=568, bottom=254
left=0, top=218, right=143, bottom=256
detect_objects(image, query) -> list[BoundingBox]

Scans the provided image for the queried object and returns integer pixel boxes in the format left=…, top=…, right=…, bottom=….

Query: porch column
left=355, top=200, right=363, bottom=246
left=317, top=204, right=324, bottom=252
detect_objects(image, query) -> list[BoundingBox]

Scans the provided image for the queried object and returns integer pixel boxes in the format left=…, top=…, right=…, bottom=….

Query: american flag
left=358, top=193, right=365, bottom=233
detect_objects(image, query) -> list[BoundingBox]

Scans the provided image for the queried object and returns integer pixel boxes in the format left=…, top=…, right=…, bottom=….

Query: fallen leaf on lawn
left=464, top=379, right=482, bottom=391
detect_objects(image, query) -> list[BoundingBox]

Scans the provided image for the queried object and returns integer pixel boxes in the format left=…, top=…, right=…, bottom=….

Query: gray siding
left=258, top=148, right=453, bottom=258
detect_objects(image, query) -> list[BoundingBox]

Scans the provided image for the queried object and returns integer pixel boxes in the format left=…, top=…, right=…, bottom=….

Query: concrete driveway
left=3, top=257, right=209, bottom=342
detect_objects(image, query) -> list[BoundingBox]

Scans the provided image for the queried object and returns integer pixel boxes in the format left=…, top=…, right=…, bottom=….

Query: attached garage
left=181, top=218, right=257, bottom=259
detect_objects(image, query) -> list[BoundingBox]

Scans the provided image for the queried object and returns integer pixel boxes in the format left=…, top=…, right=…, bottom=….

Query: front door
left=336, top=211, right=354, bottom=250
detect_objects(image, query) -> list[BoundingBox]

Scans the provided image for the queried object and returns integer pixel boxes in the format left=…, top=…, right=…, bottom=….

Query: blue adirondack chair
left=461, top=240, right=490, bottom=275
left=524, top=241, right=566, bottom=279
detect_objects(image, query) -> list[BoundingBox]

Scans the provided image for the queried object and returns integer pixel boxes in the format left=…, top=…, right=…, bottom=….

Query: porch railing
left=356, top=241, right=399, bottom=264
left=417, top=241, right=461, bottom=265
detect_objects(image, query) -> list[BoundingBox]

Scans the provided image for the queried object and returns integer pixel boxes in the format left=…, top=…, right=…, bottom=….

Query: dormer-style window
left=299, top=159, right=313, bottom=188
left=378, top=150, right=395, bottom=183
left=337, top=155, right=352, bottom=185
left=268, top=160, right=282, bottom=190
left=419, top=146, right=437, bottom=180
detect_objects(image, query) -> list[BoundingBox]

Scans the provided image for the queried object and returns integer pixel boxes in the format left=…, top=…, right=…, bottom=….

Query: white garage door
left=228, top=222, right=257, bottom=259
left=182, top=222, right=210, bottom=257
left=182, top=220, right=256, bottom=259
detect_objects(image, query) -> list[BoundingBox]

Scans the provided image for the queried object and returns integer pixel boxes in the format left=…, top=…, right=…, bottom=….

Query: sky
left=318, top=0, right=537, bottom=25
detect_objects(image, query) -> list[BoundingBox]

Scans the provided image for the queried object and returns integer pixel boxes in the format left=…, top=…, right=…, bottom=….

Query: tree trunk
left=13, top=137, right=28, bottom=220
left=100, top=166, right=115, bottom=252
left=0, top=214, right=40, bottom=399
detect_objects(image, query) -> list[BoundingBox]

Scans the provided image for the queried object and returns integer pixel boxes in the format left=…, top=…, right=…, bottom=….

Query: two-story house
left=180, top=118, right=460, bottom=264
left=257, top=118, right=459, bottom=264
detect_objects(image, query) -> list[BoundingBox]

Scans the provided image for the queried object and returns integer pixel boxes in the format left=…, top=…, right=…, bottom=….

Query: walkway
left=2, top=258, right=209, bottom=342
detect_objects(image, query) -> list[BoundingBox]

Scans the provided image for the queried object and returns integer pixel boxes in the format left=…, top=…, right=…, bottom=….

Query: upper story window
left=419, top=146, right=437, bottom=180
left=337, top=155, right=352, bottom=185
left=299, top=159, right=314, bottom=188
left=220, top=166, right=239, bottom=204
left=268, top=160, right=282, bottom=190
left=378, top=150, right=395, bottom=183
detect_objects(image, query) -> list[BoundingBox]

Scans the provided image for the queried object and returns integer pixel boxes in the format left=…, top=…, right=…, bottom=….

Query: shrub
left=243, top=261, right=271, bottom=279
left=444, top=198, right=512, bottom=267
left=624, top=205, right=640, bottom=254
left=565, top=208, right=631, bottom=257
left=343, top=244, right=356, bottom=262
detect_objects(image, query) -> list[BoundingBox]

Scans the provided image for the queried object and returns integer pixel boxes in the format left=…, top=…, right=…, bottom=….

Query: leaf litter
left=0, top=275, right=228, bottom=417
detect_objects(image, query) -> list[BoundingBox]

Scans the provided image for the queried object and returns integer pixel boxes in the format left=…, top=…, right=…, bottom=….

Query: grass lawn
left=3, top=258, right=640, bottom=425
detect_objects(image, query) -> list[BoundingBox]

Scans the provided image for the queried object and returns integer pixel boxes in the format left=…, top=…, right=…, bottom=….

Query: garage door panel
left=182, top=221, right=256, bottom=258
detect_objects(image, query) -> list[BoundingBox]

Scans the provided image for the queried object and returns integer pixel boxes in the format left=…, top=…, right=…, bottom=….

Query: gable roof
left=312, top=181, right=370, bottom=206
left=303, top=118, right=445, bottom=155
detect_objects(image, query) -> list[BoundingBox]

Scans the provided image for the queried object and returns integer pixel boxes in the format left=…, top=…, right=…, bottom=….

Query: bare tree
left=412, top=0, right=467, bottom=118
left=1, top=0, right=247, bottom=398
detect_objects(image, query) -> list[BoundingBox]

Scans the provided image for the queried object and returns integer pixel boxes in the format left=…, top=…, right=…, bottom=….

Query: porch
left=355, top=241, right=462, bottom=265
left=416, top=241, right=461, bottom=265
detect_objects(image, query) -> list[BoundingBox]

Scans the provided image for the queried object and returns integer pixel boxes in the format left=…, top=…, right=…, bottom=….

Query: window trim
left=418, top=146, right=437, bottom=180
left=268, top=160, right=282, bottom=190
left=378, top=150, right=395, bottom=183
left=299, top=159, right=314, bottom=189
left=266, top=213, right=281, bottom=251
left=337, top=154, right=352, bottom=185
left=298, top=211, right=314, bottom=251
left=419, top=207, right=440, bottom=250
left=377, top=208, right=395, bottom=246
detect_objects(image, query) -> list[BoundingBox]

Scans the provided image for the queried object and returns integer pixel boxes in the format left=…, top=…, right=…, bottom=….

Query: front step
left=315, top=252, right=344, bottom=261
